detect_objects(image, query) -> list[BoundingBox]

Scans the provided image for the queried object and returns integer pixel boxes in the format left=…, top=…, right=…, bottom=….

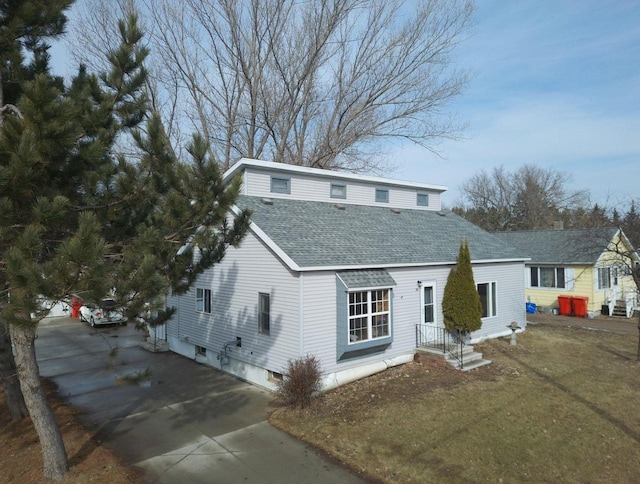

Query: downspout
left=299, top=273, right=304, bottom=355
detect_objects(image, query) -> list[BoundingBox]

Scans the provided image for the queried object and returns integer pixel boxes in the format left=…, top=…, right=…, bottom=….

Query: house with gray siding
left=162, top=159, right=527, bottom=390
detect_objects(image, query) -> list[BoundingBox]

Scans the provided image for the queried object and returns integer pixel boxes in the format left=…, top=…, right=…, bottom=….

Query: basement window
left=267, top=370, right=284, bottom=383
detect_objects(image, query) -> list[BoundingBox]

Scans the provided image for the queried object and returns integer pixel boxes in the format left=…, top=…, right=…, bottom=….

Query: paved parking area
left=36, top=317, right=362, bottom=483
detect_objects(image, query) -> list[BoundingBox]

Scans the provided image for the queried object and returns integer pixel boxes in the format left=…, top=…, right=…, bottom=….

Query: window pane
left=348, top=289, right=390, bottom=344
left=477, top=283, right=488, bottom=318
left=530, top=267, right=539, bottom=287
left=196, top=288, right=204, bottom=312
left=540, top=267, right=555, bottom=288
left=556, top=268, right=565, bottom=289
left=371, top=289, right=389, bottom=313
left=417, top=193, right=429, bottom=206
left=491, top=282, right=497, bottom=317
left=349, top=291, right=367, bottom=316
left=372, top=314, right=389, bottom=338
left=598, top=268, right=611, bottom=289
left=330, top=184, right=346, bottom=199
left=375, top=189, right=389, bottom=203
left=349, top=317, right=368, bottom=341
left=423, top=287, right=434, bottom=323
left=204, top=289, right=211, bottom=313
left=259, top=293, right=270, bottom=334
left=271, top=177, right=290, bottom=194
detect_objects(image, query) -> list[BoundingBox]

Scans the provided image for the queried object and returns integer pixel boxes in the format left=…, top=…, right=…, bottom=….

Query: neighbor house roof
left=494, top=227, right=620, bottom=265
left=236, top=196, right=525, bottom=270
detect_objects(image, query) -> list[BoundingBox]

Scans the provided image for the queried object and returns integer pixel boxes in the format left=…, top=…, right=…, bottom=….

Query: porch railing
left=416, top=324, right=466, bottom=369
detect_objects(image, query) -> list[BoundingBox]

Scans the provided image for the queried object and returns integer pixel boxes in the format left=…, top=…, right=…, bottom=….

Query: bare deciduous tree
left=69, top=0, right=474, bottom=171
left=455, top=164, right=589, bottom=231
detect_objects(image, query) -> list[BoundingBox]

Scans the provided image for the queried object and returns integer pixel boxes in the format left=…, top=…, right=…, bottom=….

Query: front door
left=419, top=283, right=438, bottom=345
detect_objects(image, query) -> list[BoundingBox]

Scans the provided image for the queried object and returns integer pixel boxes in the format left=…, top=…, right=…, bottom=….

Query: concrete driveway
left=36, top=317, right=362, bottom=483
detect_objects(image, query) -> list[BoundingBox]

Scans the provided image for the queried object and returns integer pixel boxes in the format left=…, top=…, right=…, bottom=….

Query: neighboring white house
left=160, top=159, right=527, bottom=390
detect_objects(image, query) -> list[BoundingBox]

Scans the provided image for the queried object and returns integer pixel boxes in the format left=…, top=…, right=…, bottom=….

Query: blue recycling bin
left=525, top=302, right=537, bottom=314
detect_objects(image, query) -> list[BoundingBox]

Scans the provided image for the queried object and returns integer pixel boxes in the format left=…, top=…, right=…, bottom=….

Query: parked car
left=79, top=299, right=126, bottom=327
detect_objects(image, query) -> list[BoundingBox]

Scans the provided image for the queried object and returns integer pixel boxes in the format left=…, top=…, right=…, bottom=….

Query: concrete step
left=457, top=358, right=493, bottom=372
left=140, top=339, right=170, bottom=352
left=416, top=344, right=492, bottom=371
left=446, top=351, right=491, bottom=371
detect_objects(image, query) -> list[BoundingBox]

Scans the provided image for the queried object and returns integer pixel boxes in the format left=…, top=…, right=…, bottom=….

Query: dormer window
left=417, top=193, right=429, bottom=207
left=375, top=189, right=389, bottom=203
left=270, top=176, right=291, bottom=194
left=330, top=183, right=347, bottom=199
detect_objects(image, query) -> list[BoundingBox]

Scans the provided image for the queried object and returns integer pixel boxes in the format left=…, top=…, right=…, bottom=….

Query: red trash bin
left=71, top=297, right=82, bottom=319
left=557, top=295, right=572, bottom=316
left=572, top=296, right=589, bottom=318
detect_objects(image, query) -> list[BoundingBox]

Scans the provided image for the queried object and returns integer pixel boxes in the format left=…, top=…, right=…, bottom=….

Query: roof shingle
left=493, top=228, right=618, bottom=265
left=237, top=196, right=524, bottom=269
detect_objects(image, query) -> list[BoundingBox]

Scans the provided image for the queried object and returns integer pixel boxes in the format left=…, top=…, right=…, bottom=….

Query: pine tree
left=623, top=200, right=640, bottom=248
left=0, top=0, right=74, bottom=424
left=0, top=9, right=250, bottom=480
left=442, top=240, right=483, bottom=335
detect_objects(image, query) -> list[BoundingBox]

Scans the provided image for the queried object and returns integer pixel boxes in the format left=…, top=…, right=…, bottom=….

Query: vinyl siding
left=471, top=262, right=526, bottom=339
left=300, top=271, right=339, bottom=370
left=243, top=168, right=442, bottom=211
left=300, top=261, right=525, bottom=375
left=524, top=263, right=612, bottom=312
left=166, top=229, right=300, bottom=374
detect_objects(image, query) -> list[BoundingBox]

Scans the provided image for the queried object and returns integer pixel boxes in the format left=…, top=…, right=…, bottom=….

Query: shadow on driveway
left=36, top=317, right=363, bottom=483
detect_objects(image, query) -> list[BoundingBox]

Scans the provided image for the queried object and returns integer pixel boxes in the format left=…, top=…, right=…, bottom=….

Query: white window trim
left=258, top=292, right=270, bottom=335
left=330, top=183, right=347, bottom=199
left=596, top=266, right=612, bottom=291
left=419, top=280, right=438, bottom=326
left=196, top=287, right=212, bottom=313
left=417, top=193, right=429, bottom=207
left=477, top=281, right=497, bottom=319
left=530, top=266, right=567, bottom=289
left=270, top=176, right=291, bottom=194
left=375, top=188, right=389, bottom=203
left=347, top=288, right=391, bottom=345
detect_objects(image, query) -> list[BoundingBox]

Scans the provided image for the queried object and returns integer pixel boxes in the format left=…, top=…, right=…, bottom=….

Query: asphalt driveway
left=35, top=317, right=362, bottom=483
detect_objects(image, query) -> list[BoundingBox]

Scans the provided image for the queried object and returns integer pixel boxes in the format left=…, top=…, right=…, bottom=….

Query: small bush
left=276, top=355, right=322, bottom=409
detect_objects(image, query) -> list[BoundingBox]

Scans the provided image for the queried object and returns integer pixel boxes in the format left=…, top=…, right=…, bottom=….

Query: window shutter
left=565, top=267, right=575, bottom=290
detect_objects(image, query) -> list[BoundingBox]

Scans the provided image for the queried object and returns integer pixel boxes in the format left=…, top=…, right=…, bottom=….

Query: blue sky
left=390, top=0, right=640, bottom=209
left=51, top=1, right=639, bottom=210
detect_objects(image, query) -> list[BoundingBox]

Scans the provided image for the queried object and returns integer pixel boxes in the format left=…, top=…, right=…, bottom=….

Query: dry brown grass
left=0, top=380, right=145, bottom=483
left=270, top=325, right=640, bottom=483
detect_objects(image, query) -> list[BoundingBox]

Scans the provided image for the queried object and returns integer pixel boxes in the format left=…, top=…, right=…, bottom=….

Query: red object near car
left=71, top=297, right=83, bottom=319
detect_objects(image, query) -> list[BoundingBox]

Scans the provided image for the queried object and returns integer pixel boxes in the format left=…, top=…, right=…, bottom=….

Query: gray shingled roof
left=237, top=196, right=524, bottom=269
left=337, top=269, right=397, bottom=288
left=494, top=228, right=618, bottom=265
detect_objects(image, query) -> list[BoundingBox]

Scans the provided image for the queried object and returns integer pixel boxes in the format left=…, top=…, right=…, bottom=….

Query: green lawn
left=270, top=326, right=640, bottom=483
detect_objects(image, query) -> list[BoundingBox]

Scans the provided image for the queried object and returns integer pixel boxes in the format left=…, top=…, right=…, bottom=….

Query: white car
left=79, top=299, right=126, bottom=327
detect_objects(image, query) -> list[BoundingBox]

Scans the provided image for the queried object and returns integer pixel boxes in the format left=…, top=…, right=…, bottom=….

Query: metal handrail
left=416, top=324, right=466, bottom=369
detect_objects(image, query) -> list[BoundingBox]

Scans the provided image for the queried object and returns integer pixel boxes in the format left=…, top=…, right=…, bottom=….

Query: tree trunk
left=0, top=324, right=29, bottom=420
left=10, top=324, right=69, bottom=480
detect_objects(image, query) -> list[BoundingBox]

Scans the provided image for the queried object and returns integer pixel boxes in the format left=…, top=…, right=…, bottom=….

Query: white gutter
left=222, top=158, right=448, bottom=192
